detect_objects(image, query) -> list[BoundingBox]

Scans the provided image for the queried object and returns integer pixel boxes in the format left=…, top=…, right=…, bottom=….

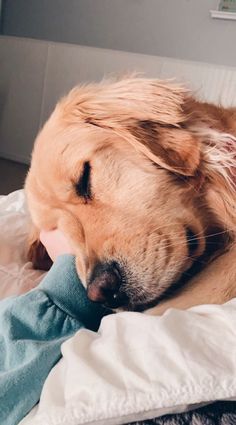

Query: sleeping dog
left=25, top=77, right=236, bottom=314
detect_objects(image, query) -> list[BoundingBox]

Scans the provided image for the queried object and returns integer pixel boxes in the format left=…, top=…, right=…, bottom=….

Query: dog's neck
left=190, top=125, right=236, bottom=231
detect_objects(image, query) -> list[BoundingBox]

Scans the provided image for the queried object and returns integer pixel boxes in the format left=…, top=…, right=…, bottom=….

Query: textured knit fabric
left=0, top=255, right=108, bottom=425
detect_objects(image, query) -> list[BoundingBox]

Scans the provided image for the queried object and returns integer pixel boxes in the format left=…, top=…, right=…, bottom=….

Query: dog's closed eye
left=75, top=161, right=92, bottom=201
left=186, top=227, right=199, bottom=256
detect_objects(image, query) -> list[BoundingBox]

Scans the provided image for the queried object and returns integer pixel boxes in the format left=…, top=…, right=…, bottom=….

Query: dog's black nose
left=87, top=262, right=123, bottom=307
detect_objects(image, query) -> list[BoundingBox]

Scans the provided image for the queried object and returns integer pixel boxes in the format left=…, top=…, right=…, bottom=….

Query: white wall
left=0, top=36, right=236, bottom=164
left=2, top=0, right=236, bottom=67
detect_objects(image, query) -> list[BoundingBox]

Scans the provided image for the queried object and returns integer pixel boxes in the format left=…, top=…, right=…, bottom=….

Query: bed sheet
left=0, top=190, right=44, bottom=299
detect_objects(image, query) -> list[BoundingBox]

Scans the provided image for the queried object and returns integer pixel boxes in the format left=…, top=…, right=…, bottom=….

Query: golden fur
left=25, top=77, right=236, bottom=313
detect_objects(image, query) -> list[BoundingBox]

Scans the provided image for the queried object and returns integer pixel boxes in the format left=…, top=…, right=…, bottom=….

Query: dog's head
left=25, top=77, right=233, bottom=310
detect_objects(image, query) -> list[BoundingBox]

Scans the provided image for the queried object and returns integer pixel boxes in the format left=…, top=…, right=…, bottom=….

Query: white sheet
left=0, top=190, right=44, bottom=298
left=0, top=190, right=236, bottom=425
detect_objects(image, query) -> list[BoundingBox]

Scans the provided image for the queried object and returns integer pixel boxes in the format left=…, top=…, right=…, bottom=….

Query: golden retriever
left=25, top=77, right=236, bottom=314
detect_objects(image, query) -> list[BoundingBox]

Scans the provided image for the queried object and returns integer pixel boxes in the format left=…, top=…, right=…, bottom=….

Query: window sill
left=210, top=10, right=236, bottom=20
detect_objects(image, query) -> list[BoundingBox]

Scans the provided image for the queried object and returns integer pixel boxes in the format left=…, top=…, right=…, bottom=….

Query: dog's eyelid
left=75, top=161, right=92, bottom=201
left=186, top=226, right=199, bottom=256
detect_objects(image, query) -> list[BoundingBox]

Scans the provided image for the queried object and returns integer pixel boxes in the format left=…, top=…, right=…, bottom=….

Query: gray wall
left=1, top=0, right=236, bottom=67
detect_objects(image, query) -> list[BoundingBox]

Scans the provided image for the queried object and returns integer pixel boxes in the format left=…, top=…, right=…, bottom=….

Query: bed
left=0, top=190, right=235, bottom=425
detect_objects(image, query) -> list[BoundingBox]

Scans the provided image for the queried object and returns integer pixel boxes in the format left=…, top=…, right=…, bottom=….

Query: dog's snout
left=87, top=262, right=122, bottom=306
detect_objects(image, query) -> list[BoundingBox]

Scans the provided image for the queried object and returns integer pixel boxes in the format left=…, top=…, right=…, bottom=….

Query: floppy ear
left=28, top=239, right=53, bottom=271
left=60, top=77, right=189, bottom=127
left=61, top=77, right=200, bottom=175
left=127, top=120, right=200, bottom=177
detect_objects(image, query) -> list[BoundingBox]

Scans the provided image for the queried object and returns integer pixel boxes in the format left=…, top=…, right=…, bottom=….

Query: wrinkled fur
left=25, top=77, right=236, bottom=312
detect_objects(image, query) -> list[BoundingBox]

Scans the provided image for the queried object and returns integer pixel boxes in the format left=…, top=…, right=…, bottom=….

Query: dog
left=25, top=77, right=236, bottom=314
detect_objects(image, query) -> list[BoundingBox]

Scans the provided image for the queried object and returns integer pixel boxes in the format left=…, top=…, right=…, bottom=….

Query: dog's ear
left=61, top=77, right=188, bottom=127
left=28, top=239, right=53, bottom=271
left=62, top=77, right=200, bottom=175
left=27, top=226, right=53, bottom=271
left=128, top=120, right=200, bottom=177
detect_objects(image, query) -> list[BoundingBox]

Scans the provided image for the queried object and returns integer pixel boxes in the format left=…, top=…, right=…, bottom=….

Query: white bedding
left=0, top=190, right=44, bottom=299
left=1, top=190, right=236, bottom=425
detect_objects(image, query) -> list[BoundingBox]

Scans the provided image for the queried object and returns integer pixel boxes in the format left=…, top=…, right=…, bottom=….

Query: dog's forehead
left=34, top=116, right=105, bottom=171
left=38, top=118, right=135, bottom=170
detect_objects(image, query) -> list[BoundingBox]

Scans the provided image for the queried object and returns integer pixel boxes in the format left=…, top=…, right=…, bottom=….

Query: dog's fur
left=25, top=77, right=236, bottom=313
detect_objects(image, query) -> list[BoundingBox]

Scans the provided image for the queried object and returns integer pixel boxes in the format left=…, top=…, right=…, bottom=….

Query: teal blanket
left=0, top=255, right=108, bottom=425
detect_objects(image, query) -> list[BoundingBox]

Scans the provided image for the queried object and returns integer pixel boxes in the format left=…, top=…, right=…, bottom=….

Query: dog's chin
left=94, top=281, right=176, bottom=312
left=104, top=295, right=163, bottom=313
left=124, top=259, right=208, bottom=312
left=108, top=265, right=200, bottom=312
left=124, top=297, right=165, bottom=312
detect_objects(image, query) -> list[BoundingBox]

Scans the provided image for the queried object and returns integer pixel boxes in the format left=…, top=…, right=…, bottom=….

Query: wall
left=1, top=36, right=236, bottom=164
left=1, top=0, right=236, bottom=67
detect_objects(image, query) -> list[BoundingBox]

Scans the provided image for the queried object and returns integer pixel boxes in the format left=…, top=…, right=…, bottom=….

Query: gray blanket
left=127, top=401, right=236, bottom=425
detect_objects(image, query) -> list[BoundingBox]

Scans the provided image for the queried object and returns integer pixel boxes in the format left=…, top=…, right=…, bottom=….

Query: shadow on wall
left=0, top=84, right=9, bottom=124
